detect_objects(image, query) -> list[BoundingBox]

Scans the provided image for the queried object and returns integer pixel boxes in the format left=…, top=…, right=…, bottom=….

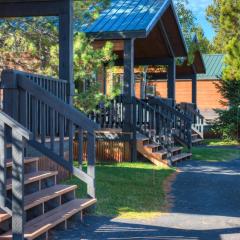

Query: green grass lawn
left=202, top=138, right=239, bottom=146
left=190, top=138, right=240, bottom=162
left=191, top=147, right=240, bottom=162
left=63, top=163, right=174, bottom=219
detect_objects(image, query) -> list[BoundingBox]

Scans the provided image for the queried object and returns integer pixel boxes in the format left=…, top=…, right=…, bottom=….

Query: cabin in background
left=138, top=54, right=224, bottom=123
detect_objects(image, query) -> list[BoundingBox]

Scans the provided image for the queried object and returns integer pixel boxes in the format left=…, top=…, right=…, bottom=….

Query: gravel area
left=54, top=158, right=240, bottom=240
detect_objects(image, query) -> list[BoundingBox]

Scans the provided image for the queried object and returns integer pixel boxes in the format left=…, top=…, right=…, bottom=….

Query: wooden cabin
left=138, top=54, right=225, bottom=123
left=83, top=0, right=205, bottom=165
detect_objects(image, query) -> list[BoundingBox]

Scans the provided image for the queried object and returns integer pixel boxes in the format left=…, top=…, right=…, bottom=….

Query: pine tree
left=207, top=0, right=240, bottom=141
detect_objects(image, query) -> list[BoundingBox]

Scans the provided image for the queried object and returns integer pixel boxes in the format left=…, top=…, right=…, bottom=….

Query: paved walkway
left=54, top=158, right=240, bottom=240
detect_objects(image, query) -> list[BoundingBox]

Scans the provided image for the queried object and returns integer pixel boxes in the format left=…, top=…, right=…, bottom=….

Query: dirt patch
left=162, top=169, right=181, bottom=213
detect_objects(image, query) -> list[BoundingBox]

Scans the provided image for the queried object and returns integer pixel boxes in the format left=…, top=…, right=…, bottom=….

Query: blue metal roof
left=197, top=54, right=224, bottom=80
left=83, top=0, right=171, bottom=38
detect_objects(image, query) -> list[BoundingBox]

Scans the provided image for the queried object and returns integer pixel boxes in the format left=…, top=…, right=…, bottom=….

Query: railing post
left=0, top=120, right=6, bottom=208
left=132, top=97, right=137, bottom=162
left=1, top=70, right=19, bottom=158
left=12, top=131, right=25, bottom=240
left=1, top=70, right=18, bottom=120
left=87, top=132, right=96, bottom=198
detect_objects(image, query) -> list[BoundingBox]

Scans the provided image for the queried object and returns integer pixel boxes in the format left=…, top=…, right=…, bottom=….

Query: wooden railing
left=0, top=111, right=33, bottom=238
left=135, top=98, right=174, bottom=149
left=88, top=95, right=124, bottom=129
left=0, top=69, right=99, bottom=238
left=147, top=97, right=192, bottom=149
left=177, top=102, right=205, bottom=139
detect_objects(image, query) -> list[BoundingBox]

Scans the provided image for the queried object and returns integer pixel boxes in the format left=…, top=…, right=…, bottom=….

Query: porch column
left=140, top=66, right=147, bottom=99
left=103, top=65, right=107, bottom=95
left=96, top=65, right=107, bottom=95
left=59, top=0, right=74, bottom=105
left=167, top=58, right=176, bottom=102
left=123, top=38, right=137, bottom=162
left=192, top=73, right=197, bottom=106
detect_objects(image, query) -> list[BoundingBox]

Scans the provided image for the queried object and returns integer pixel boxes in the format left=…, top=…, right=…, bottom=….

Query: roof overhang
left=85, top=0, right=187, bottom=58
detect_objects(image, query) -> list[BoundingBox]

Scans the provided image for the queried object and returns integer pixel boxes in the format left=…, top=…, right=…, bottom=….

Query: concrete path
left=54, top=159, right=240, bottom=240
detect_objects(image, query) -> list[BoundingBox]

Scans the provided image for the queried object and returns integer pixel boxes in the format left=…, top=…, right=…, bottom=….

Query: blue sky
left=186, top=0, right=215, bottom=40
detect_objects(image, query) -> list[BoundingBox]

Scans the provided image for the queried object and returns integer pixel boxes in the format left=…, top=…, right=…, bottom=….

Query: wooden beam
left=158, top=20, right=174, bottom=57
left=59, top=0, right=74, bottom=104
left=167, top=58, right=176, bottom=100
left=0, top=1, right=65, bottom=17
left=115, top=57, right=172, bottom=66
left=92, top=40, right=124, bottom=51
left=86, top=30, right=146, bottom=40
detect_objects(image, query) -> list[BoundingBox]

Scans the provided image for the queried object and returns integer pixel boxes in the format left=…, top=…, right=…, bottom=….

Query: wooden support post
left=167, top=58, right=176, bottom=102
left=87, top=132, right=96, bottom=198
left=1, top=70, right=18, bottom=156
left=192, top=73, right=197, bottom=106
left=0, top=121, right=6, bottom=208
left=12, top=133, right=25, bottom=240
left=97, top=65, right=107, bottom=95
left=123, top=39, right=137, bottom=162
left=141, top=67, right=147, bottom=99
left=103, top=65, right=107, bottom=95
left=1, top=70, right=18, bottom=120
left=59, top=0, right=74, bottom=105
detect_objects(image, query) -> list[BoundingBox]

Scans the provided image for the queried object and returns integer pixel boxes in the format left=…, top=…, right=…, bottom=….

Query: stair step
left=0, top=209, right=11, bottom=222
left=172, top=153, right=192, bottom=163
left=170, top=147, right=183, bottom=153
left=136, top=134, right=148, bottom=141
left=145, top=144, right=160, bottom=149
left=192, top=138, right=203, bottom=144
left=6, top=171, right=58, bottom=190
left=1, top=198, right=97, bottom=240
left=191, top=133, right=198, bottom=137
left=6, top=157, right=39, bottom=168
left=155, top=150, right=167, bottom=155
left=0, top=185, right=77, bottom=222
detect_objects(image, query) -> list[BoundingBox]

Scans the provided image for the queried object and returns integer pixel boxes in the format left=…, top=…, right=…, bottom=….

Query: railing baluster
left=68, top=120, right=73, bottom=165
left=32, top=96, right=37, bottom=140
left=78, top=127, right=83, bottom=169
left=50, top=108, right=55, bottom=152
left=59, top=114, right=64, bottom=158
left=40, top=102, right=46, bottom=144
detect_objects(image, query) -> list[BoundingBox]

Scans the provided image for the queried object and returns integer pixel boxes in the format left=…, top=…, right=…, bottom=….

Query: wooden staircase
left=0, top=70, right=100, bottom=239
left=0, top=157, right=96, bottom=239
left=191, top=131, right=203, bottom=145
left=137, top=134, right=192, bottom=166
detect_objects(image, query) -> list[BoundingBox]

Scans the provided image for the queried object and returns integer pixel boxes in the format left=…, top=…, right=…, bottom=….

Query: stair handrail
left=177, top=102, right=205, bottom=139
left=0, top=110, right=33, bottom=236
left=147, top=97, right=192, bottom=149
left=1, top=70, right=99, bottom=199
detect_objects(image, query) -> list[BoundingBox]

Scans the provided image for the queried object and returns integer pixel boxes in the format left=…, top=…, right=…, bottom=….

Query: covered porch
left=83, top=0, right=205, bottom=163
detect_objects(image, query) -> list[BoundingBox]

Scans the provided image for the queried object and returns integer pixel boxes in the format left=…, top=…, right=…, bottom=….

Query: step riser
left=0, top=188, right=76, bottom=233
left=1, top=199, right=97, bottom=239
left=6, top=162, right=38, bottom=179
left=7, top=175, right=57, bottom=197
